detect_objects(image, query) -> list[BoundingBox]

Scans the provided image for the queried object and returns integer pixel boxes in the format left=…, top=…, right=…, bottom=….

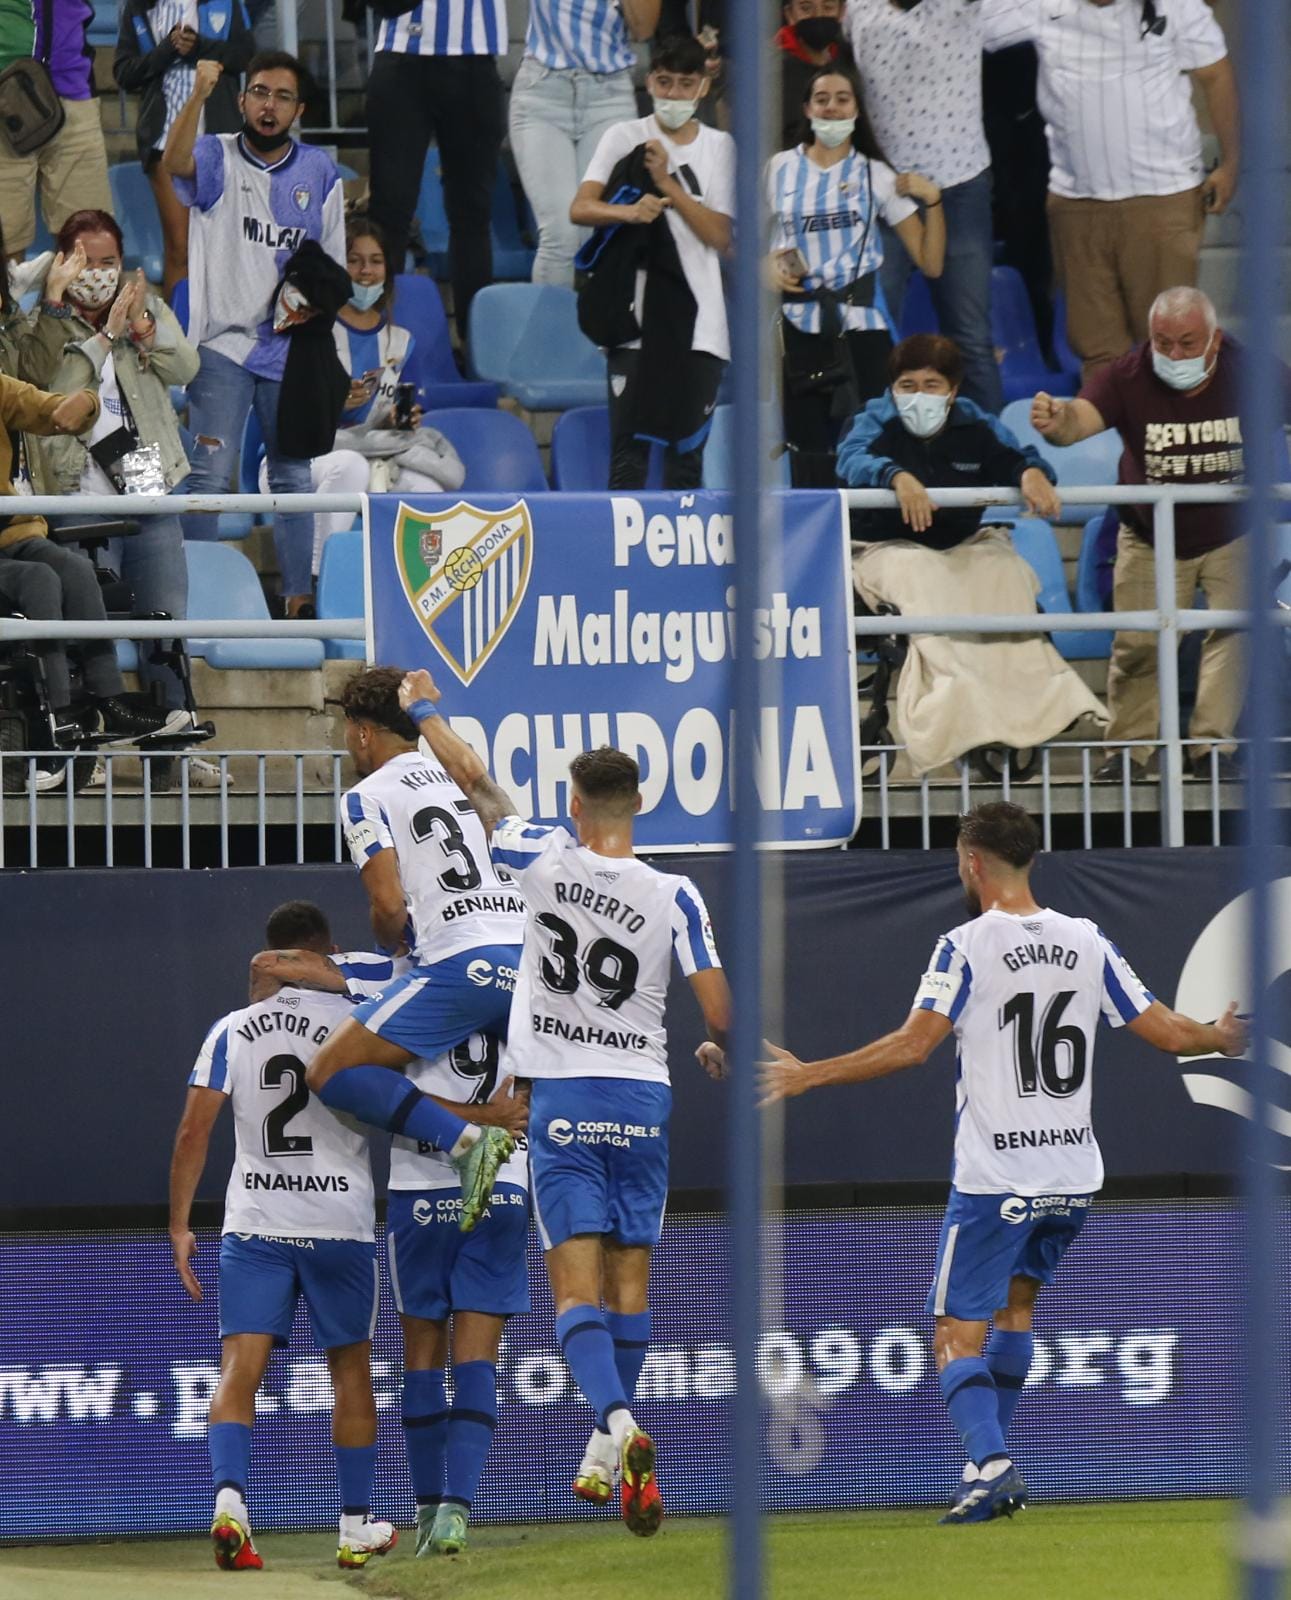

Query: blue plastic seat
left=467, top=284, right=605, bottom=411
left=392, top=274, right=500, bottom=411
left=1051, top=290, right=1082, bottom=382
left=491, top=170, right=536, bottom=281
left=169, top=277, right=189, bottom=333
left=420, top=406, right=548, bottom=492
left=897, top=270, right=939, bottom=340
left=316, top=527, right=366, bottom=660
left=992, top=265, right=1078, bottom=405
left=414, top=160, right=451, bottom=278
left=1009, top=517, right=1112, bottom=661
left=999, top=399, right=1121, bottom=524
left=1077, top=512, right=1117, bottom=615
left=550, top=405, right=663, bottom=490
left=109, top=163, right=164, bottom=285
left=183, top=542, right=323, bottom=669
left=88, top=0, right=117, bottom=46
left=701, top=404, right=791, bottom=491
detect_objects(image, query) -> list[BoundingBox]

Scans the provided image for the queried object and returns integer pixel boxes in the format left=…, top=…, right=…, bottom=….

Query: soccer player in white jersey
left=396, top=666, right=731, bottom=1538
left=302, top=668, right=524, bottom=1230
left=761, top=802, right=1246, bottom=1524
left=168, top=979, right=398, bottom=1573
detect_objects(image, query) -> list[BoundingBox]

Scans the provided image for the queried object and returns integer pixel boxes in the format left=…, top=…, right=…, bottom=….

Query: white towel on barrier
left=852, top=526, right=1107, bottom=776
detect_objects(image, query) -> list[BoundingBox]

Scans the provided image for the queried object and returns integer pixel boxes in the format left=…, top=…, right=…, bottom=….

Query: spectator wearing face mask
left=773, top=0, right=855, bottom=151
left=768, top=65, right=943, bottom=487
left=1032, top=287, right=1291, bottom=784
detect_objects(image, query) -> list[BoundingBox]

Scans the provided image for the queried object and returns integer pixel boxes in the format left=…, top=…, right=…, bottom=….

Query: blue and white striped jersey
left=766, top=147, right=915, bottom=335
left=333, top=949, right=411, bottom=999
left=525, top=0, right=635, bottom=74
left=375, top=0, right=506, bottom=56
left=490, top=816, right=720, bottom=1084
left=914, top=907, right=1154, bottom=1196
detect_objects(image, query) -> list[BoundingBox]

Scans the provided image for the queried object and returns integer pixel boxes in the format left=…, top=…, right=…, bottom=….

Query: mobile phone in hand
left=394, top=382, right=417, bottom=429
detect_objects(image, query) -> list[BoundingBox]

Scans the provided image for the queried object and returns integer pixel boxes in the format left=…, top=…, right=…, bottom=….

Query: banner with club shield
left=364, top=491, right=860, bottom=852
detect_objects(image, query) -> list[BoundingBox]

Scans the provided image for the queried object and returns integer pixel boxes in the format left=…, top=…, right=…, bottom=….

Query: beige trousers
left=0, top=97, right=112, bottom=254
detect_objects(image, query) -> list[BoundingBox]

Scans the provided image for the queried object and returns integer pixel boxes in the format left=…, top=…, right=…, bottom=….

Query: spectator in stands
left=0, top=0, right=113, bottom=261
left=982, top=0, right=1238, bottom=377
left=845, top=0, right=1002, bottom=414
left=836, top=333, right=1102, bottom=777
left=773, top=0, right=854, bottom=152
left=768, top=66, right=943, bottom=487
left=571, top=33, right=734, bottom=490
left=365, top=0, right=505, bottom=341
left=163, top=52, right=344, bottom=618
left=114, top=0, right=255, bottom=296
left=509, top=0, right=660, bottom=289
left=1032, top=287, right=1291, bottom=784
left=22, top=209, right=197, bottom=718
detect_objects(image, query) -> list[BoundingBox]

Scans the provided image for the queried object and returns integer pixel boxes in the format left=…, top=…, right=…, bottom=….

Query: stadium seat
left=999, top=399, right=1121, bottom=524
left=420, top=406, right=548, bottom=492
left=467, top=284, right=605, bottom=411
left=169, top=277, right=189, bottom=333
left=491, top=170, right=537, bottom=281
left=392, top=274, right=500, bottom=411
left=1051, top=291, right=1082, bottom=383
left=701, top=404, right=791, bottom=491
left=316, top=527, right=366, bottom=661
left=897, top=270, right=939, bottom=340
left=87, top=0, right=117, bottom=46
left=550, top=405, right=663, bottom=490
left=1077, top=512, right=1117, bottom=615
left=413, top=160, right=451, bottom=278
left=992, top=265, right=1078, bottom=405
left=109, top=163, right=164, bottom=286
left=1009, top=517, right=1112, bottom=660
left=183, top=542, right=324, bottom=669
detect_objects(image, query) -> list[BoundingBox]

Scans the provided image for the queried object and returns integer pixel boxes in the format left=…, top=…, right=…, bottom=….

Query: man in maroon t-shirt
left=1030, top=285, right=1291, bottom=783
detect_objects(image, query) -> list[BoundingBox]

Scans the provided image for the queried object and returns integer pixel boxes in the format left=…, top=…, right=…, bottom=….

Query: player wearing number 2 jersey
left=761, top=803, right=1246, bottom=1527
left=397, top=665, right=732, bottom=1543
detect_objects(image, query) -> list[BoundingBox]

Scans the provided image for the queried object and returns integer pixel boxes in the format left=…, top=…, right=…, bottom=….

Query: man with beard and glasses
left=760, top=801, right=1245, bottom=1526
left=163, top=51, right=344, bottom=618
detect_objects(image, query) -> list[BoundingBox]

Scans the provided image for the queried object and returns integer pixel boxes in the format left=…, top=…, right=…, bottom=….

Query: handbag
left=0, top=0, right=66, bottom=157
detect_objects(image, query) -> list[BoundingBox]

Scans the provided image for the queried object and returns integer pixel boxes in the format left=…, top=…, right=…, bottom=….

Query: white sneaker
left=185, top=756, right=233, bottom=788
left=573, top=1429, right=617, bottom=1504
left=337, top=1517, right=397, bottom=1569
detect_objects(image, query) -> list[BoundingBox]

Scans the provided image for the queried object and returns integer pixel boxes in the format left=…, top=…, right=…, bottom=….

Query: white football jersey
left=389, top=1033, right=529, bottom=1192
left=490, top=817, right=721, bottom=1084
left=341, top=751, right=526, bottom=965
left=189, top=990, right=374, bottom=1241
left=915, top=907, right=1154, bottom=1196
left=334, top=949, right=411, bottom=999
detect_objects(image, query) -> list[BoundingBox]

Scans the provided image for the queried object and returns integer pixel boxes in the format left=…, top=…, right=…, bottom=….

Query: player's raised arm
left=397, top=669, right=517, bottom=837
left=759, top=1008, right=952, bottom=1105
left=168, top=1085, right=226, bottom=1302
left=1127, top=998, right=1247, bottom=1058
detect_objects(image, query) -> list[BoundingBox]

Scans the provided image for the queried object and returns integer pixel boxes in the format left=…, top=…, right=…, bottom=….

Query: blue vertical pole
left=728, top=1, right=769, bottom=1596
left=1238, top=0, right=1286, bottom=1595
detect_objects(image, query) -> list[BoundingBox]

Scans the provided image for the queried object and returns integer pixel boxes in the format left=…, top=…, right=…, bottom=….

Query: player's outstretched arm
left=398, top=668, right=517, bottom=837
left=427, top=1076, right=530, bottom=1136
left=248, top=949, right=348, bottom=1003
left=1128, top=999, right=1248, bottom=1058
left=759, top=1008, right=952, bottom=1105
left=168, top=1087, right=225, bottom=1302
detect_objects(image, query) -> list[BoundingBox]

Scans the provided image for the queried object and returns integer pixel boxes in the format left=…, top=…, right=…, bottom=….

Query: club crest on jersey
left=207, top=7, right=228, bottom=30
left=292, top=185, right=311, bottom=211
left=393, top=499, right=533, bottom=686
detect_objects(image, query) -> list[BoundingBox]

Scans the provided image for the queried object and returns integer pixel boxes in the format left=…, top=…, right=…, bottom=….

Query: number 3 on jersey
left=999, top=991, right=1088, bottom=1098
left=411, top=798, right=482, bottom=892
left=535, top=912, right=639, bottom=1010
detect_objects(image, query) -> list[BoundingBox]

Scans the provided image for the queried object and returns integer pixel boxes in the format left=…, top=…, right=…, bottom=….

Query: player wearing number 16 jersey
left=761, top=803, right=1246, bottom=1527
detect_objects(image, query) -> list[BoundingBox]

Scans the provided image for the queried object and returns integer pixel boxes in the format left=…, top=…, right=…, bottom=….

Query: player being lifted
left=760, top=802, right=1246, bottom=1524
left=303, top=668, right=527, bottom=1229
left=397, top=667, right=731, bottom=1538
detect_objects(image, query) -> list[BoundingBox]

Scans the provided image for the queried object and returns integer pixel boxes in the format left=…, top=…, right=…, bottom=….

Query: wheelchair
left=0, top=519, right=214, bottom=794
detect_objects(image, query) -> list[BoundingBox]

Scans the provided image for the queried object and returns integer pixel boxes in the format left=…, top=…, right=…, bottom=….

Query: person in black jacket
left=114, top=0, right=254, bottom=296
left=837, top=333, right=1060, bottom=545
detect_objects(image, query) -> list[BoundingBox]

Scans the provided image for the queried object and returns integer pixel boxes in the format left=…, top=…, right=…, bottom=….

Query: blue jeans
left=181, top=346, right=315, bottom=598
left=508, top=57, right=637, bottom=287
left=879, top=167, right=1003, bottom=415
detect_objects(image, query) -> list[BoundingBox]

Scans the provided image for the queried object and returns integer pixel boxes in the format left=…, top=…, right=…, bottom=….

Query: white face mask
left=1151, top=345, right=1215, bottom=392
left=894, top=389, right=952, bottom=438
left=652, top=96, right=697, bottom=132
left=811, top=116, right=855, bottom=150
left=348, top=280, right=384, bottom=311
left=70, top=265, right=120, bottom=310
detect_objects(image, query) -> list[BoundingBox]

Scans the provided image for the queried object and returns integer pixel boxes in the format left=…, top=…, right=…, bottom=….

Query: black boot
left=96, top=695, right=194, bottom=744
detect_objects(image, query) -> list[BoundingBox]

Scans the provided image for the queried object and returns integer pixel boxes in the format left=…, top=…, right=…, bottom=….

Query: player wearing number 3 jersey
left=397, top=665, right=732, bottom=1542
left=761, top=803, right=1246, bottom=1527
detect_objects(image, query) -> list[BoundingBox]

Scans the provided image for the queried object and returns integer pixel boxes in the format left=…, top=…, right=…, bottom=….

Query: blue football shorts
left=529, top=1077, right=671, bottom=1251
left=926, top=1189, right=1092, bottom=1321
left=386, top=1182, right=530, bottom=1322
left=218, top=1233, right=379, bottom=1349
left=350, top=945, right=521, bottom=1057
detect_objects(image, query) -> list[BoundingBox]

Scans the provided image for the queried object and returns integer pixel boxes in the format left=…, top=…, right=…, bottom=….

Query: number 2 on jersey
left=535, top=912, right=639, bottom=1010
left=261, top=1054, right=313, bottom=1156
left=999, top=991, right=1087, bottom=1098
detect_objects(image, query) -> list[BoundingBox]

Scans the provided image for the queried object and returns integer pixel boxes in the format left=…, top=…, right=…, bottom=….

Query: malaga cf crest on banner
left=392, top=499, right=533, bottom=685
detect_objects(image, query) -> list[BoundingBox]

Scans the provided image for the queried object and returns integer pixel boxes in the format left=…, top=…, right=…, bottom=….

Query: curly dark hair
left=339, top=666, right=419, bottom=741
left=569, top=746, right=640, bottom=814
left=957, top=803, right=1040, bottom=869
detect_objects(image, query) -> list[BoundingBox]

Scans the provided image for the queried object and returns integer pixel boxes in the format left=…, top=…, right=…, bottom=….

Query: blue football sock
left=334, top=1443, right=377, bottom=1519
left=939, top=1357, right=1008, bottom=1467
left=316, top=1065, right=466, bottom=1150
left=444, top=1361, right=497, bottom=1511
left=985, top=1330, right=1034, bottom=1440
left=556, top=1305, right=628, bottom=1432
left=402, top=1368, right=448, bottom=1507
left=606, top=1309, right=651, bottom=1405
left=208, top=1420, right=251, bottom=1502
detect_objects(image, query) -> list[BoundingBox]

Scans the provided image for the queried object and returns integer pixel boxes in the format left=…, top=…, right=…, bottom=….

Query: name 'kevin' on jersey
left=490, top=816, right=721, bottom=1083
left=914, top=906, right=1154, bottom=1196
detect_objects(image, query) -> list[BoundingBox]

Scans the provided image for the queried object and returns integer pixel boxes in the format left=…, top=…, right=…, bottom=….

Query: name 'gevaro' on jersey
left=342, top=750, right=526, bottom=965
left=915, top=906, right=1154, bottom=1196
left=490, top=817, right=721, bottom=1084
left=189, top=990, right=375, bottom=1240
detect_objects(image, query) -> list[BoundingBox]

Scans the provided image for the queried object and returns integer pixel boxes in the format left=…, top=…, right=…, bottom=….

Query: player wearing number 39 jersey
left=397, top=665, right=732, bottom=1545
left=761, top=803, right=1246, bottom=1529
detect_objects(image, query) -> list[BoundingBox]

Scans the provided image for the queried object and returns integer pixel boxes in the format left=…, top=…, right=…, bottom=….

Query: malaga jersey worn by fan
left=915, top=906, right=1154, bottom=1196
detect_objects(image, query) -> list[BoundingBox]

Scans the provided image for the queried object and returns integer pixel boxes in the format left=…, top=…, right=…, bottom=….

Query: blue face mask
left=348, top=280, right=384, bottom=311
left=1151, top=345, right=1215, bottom=391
